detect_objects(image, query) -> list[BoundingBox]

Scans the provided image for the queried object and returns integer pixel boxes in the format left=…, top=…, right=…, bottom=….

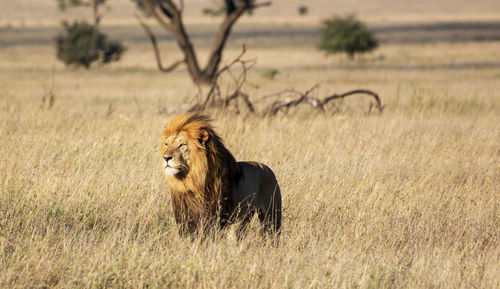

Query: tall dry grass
left=1, top=102, right=498, bottom=288
left=1, top=15, right=499, bottom=288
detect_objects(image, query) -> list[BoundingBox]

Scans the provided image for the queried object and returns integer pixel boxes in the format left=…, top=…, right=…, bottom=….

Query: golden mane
left=162, top=113, right=240, bottom=232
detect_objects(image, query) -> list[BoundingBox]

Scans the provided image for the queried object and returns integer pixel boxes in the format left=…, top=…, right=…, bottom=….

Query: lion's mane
left=162, top=113, right=240, bottom=232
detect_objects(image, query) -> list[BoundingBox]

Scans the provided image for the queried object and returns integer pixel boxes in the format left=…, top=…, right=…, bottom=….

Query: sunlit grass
left=1, top=20, right=499, bottom=289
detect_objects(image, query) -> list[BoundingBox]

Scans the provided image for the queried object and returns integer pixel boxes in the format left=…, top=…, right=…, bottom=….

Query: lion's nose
left=164, top=156, right=173, bottom=163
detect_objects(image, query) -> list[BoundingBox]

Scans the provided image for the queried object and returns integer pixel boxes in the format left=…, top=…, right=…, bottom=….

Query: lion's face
left=162, top=130, right=209, bottom=178
left=161, top=132, right=193, bottom=177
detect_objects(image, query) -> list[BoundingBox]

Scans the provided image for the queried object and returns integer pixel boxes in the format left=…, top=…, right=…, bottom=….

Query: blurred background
left=1, top=0, right=499, bottom=114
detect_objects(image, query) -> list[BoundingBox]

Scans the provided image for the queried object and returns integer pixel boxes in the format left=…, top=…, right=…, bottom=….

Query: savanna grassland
left=1, top=1, right=499, bottom=288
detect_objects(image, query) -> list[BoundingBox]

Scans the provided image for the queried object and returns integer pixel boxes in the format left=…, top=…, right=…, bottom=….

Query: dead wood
left=156, top=46, right=382, bottom=116
left=264, top=86, right=383, bottom=116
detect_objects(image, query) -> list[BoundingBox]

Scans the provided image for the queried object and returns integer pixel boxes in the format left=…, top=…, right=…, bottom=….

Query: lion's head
left=161, top=114, right=208, bottom=179
left=161, top=113, right=240, bottom=233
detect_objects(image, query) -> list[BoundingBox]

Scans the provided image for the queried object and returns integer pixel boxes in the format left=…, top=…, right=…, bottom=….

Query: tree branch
left=203, top=1, right=271, bottom=81
left=163, top=59, right=382, bottom=116
left=138, top=0, right=271, bottom=84
left=250, top=1, right=272, bottom=9
left=156, top=0, right=179, bottom=19
left=136, top=15, right=185, bottom=72
left=186, top=46, right=256, bottom=113
left=225, top=0, right=236, bottom=15
left=264, top=85, right=383, bottom=116
left=322, top=89, right=383, bottom=111
left=139, top=0, right=174, bottom=31
left=91, top=0, right=101, bottom=25
left=215, top=44, right=247, bottom=78
left=224, top=90, right=255, bottom=113
left=178, top=0, right=184, bottom=13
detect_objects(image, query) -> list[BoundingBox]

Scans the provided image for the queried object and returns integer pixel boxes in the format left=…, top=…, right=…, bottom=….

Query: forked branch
left=136, top=15, right=185, bottom=73
left=138, top=0, right=272, bottom=84
left=187, top=45, right=256, bottom=113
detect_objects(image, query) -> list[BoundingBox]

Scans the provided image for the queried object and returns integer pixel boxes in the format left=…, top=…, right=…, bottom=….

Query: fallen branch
left=323, top=89, right=382, bottom=110
left=158, top=46, right=383, bottom=116
left=186, top=45, right=256, bottom=113
left=264, top=85, right=383, bottom=116
left=224, top=89, right=255, bottom=113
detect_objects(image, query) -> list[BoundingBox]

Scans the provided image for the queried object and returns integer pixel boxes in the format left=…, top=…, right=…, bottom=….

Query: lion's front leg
left=173, top=207, right=197, bottom=236
left=171, top=198, right=203, bottom=236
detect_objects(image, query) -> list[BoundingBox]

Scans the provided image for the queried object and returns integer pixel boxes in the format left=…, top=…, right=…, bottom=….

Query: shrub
left=261, top=68, right=280, bottom=80
left=298, top=6, right=308, bottom=16
left=56, top=0, right=85, bottom=11
left=130, top=0, right=155, bottom=15
left=55, top=21, right=125, bottom=68
left=318, top=15, right=378, bottom=59
left=202, top=7, right=226, bottom=17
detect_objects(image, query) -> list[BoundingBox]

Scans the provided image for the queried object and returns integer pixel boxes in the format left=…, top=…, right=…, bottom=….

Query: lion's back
left=233, top=161, right=281, bottom=212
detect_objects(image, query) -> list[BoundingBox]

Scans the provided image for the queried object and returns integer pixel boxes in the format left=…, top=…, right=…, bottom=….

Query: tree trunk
left=203, top=6, right=246, bottom=82
left=137, top=0, right=270, bottom=85
left=91, top=0, right=100, bottom=25
left=170, top=16, right=207, bottom=84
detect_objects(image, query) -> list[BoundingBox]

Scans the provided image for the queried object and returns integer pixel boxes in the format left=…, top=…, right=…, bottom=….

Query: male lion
left=161, top=113, right=282, bottom=236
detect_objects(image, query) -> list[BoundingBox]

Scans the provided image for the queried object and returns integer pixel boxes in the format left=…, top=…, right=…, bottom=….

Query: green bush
left=55, top=21, right=125, bottom=68
left=130, top=0, right=155, bottom=15
left=318, top=15, right=378, bottom=59
left=260, top=68, right=280, bottom=80
left=56, top=0, right=84, bottom=11
left=298, top=6, right=308, bottom=16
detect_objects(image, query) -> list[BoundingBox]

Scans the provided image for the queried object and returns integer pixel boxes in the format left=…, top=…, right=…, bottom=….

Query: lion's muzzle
left=163, top=157, right=181, bottom=176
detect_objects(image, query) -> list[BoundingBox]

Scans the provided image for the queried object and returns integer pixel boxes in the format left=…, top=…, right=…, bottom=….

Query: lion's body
left=231, top=161, right=282, bottom=232
left=161, top=113, right=281, bottom=236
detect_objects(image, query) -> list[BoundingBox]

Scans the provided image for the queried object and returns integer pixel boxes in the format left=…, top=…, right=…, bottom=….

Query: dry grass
left=1, top=3, right=500, bottom=287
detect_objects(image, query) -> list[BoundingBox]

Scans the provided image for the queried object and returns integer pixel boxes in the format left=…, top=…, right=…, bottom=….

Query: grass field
left=1, top=1, right=500, bottom=288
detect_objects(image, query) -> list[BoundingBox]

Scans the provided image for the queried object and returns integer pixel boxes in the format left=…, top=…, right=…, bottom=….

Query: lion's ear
left=199, top=129, right=209, bottom=146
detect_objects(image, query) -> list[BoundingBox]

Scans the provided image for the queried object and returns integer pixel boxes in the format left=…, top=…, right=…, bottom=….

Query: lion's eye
left=165, top=142, right=168, bottom=147
left=178, top=143, right=185, bottom=148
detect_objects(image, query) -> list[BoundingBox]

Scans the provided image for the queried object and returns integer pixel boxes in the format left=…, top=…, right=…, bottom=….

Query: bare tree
left=135, top=0, right=271, bottom=85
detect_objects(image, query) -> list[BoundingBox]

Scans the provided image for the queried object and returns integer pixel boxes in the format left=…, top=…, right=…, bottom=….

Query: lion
left=161, top=113, right=281, bottom=237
